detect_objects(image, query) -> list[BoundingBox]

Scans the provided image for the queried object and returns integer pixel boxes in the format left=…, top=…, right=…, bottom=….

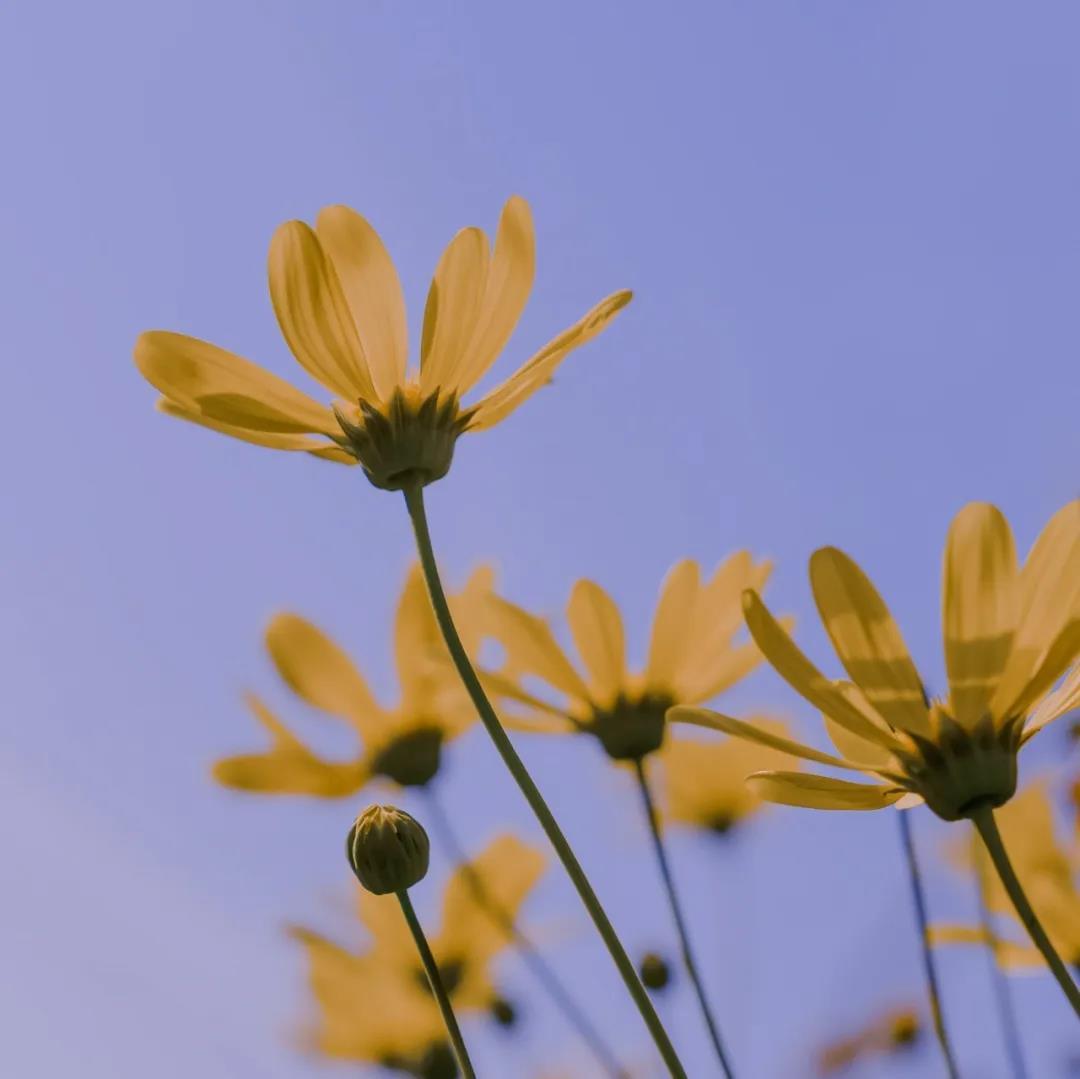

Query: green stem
left=972, top=835, right=1028, bottom=1078
left=969, top=802, right=1080, bottom=1018
left=422, top=787, right=628, bottom=1078
left=896, top=810, right=960, bottom=1079
left=397, top=889, right=476, bottom=1079
left=633, top=759, right=735, bottom=1077
left=403, top=484, right=687, bottom=1078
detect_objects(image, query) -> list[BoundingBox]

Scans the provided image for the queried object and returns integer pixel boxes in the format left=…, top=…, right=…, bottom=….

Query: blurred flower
left=932, top=780, right=1080, bottom=968
left=674, top=502, right=1080, bottom=821
left=213, top=563, right=492, bottom=797
left=291, top=835, right=544, bottom=1070
left=134, top=197, right=631, bottom=488
left=485, top=554, right=789, bottom=763
left=638, top=952, right=672, bottom=992
left=816, top=1006, right=921, bottom=1075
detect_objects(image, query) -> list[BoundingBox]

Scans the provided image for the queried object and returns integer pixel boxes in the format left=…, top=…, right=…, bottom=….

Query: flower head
left=485, top=554, right=785, bottom=762
left=291, top=835, right=544, bottom=1068
left=212, top=563, right=492, bottom=797
left=135, top=197, right=631, bottom=489
left=674, top=502, right=1080, bottom=821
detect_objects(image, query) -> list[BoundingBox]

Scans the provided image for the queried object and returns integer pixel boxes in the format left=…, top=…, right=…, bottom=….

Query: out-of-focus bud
left=887, top=1009, right=920, bottom=1048
left=639, top=951, right=672, bottom=992
left=346, top=804, right=430, bottom=895
left=490, top=996, right=518, bottom=1028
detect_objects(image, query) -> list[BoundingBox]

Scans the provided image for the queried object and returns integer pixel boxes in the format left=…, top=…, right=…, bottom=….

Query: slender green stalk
left=972, top=834, right=1028, bottom=1078
left=403, top=483, right=687, bottom=1078
left=423, top=786, right=628, bottom=1078
left=397, top=889, right=477, bottom=1079
left=896, top=810, right=960, bottom=1079
left=633, top=759, right=735, bottom=1078
left=969, top=802, right=1080, bottom=1018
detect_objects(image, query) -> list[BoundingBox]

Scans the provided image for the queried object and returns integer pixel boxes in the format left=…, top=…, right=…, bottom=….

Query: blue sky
left=2, top=2, right=1078, bottom=1076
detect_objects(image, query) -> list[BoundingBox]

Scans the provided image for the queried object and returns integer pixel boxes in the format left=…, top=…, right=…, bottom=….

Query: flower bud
left=346, top=804, right=430, bottom=895
left=639, top=951, right=672, bottom=992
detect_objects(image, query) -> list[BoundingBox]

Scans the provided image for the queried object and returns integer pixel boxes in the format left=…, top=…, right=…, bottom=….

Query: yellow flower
left=213, top=563, right=492, bottom=796
left=673, top=502, right=1080, bottom=820
left=932, top=780, right=1080, bottom=968
left=485, top=554, right=786, bottom=762
left=134, top=196, right=631, bottom=489
left=815, top=1006, right=921, bottom=1075
left=290, top=835, right=544, bottom=1067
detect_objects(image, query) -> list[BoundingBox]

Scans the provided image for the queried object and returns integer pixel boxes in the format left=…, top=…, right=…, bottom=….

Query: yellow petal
left=942, top=503, right=1019, bottom=727
left=742, top=590, right=902, bottom=750
left=265, top=615, right=385, bottom=740
left=316, top=205, right=408, bottom=399
left=567, top=579, right=626, bottom=708
left=670, top=707, right=870, bottom=771
left=992, top=500, right=1080, bottom=721
left=822, top=683, right=898, bottom=768
left=675, top=638, right=767, bottom=705
left=268, top=220, right=377, bottom=401
left=394, top=564, right=445, bottom=715
left=156, top=398, right=338, bottom=453
left=480, top=668, right=576, bottom=727
left=355, top=889, right=416, bottom=965
left=809, top=547, right=930, bottom=734
left=644, top=560, right=701, bottom=693
left=746, top=770, right=904, bottom=811
left=453, top=196, right=536, bottom=393
left=419, top=226, right=490, bottom=394
left=468, top=290, right=632, bottom=430
left=1023, top=662, right=1080, bottom=741
left=136, top=331, right=336, bottom=432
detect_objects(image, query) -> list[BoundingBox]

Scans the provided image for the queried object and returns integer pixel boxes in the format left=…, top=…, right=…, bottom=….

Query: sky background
left=2, top=2, right=1079, bottom=1076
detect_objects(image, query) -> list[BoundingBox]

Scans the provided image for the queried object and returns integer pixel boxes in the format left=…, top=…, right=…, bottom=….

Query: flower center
left=371, top=726, right=445, bottom=787
left=413, top=957, right=465, bottom=999
left=587, top=692, right=672, bottom=761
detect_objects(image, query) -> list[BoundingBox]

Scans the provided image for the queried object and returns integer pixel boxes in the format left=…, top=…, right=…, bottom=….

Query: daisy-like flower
left=134, top=197, right=631, bottom=490
left=485, top=554, right=786, bottom=762
left=672, top=501, right=1080, bottom=821
left=213, top=563, right=492, bottom=797
left=290, top=835, right=544, bottom=1072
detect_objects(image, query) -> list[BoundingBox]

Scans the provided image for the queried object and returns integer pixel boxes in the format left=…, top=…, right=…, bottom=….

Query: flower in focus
left=213, top=563, right=492, bottom=797
left=932, top=779, right=1080, bottom=968
left=674, top=502, right=1080, bottom=820
left=291, top=835, right=545, bottom=1072
left=816, top=1006, right=921, bottom=1075
left=135, top=196, right=631, bottom=489
left=485, top=554, right=788, bottom=763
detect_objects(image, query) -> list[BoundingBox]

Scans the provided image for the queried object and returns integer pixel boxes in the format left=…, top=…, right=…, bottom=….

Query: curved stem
left=403, top=484, right=687, bottom=1078
left=969, top=802, right=1080, bottom=1018
left=633, top=759, right=736, bottom=1078
left=397, top=889, right=476, bottom=1079
left=896, top=810, right=960, bottom=1079
left=972, top=833, right=1028, bottom=1078
left=422, top=786, right=628, bottom=1078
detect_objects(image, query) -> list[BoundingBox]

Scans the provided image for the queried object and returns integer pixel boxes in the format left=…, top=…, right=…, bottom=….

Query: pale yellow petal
left=644, top=560, right=701, bottom=694
left=746, top=770, right=904, bottom=811
left=1023, top=662, right=1080, bottom=740
left=822, top=683, right=898, bottom=768
left=419, top=226, right=490, bottom=394
left=156, top=398, right=339, bottom=453
left=809, top=547, right=930, bottom=734
left=316, top=205, right=408, bottom=398
left=675, top=638, right=767, bottom=705
left=468, top=290, right=632, bottom=429
left=268, top=220, right=376, bottom=401
left=942, top=503, right=1018, bottom=727
left=566, top=579, right=626, bottom=708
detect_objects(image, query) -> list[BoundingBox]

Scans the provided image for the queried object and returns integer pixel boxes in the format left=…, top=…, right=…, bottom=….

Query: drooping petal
left=1022, top=662, right=1080, bottom=741
left=746, top=770, right=904, bottom=811
left=1019, top=637, right=1080, bottom=741
left=419, top=226, right=490, bottom=394
left=136, top=331, right=337, bottom=433
left=567, top=579, right=626, bottom=709
left=268, top=220, right=377, bottom=401
left=742, top=590, right=903, bottom=750
left=265, top=614, right=385, bottom=740
left=644, top=560, right=701, bottom=694
left=809, top=547, right=930, bottom=734
left=468, top=290, right=632, bottom=429
left=822, top=683, right=899, bottom=768
left=453, top=196, right=536, bottom=393
left=992, top=500, right=1080, bottom=722
left=156, top=398, right=340, bottom=453
left=316, top=205, right=408, bottom=398
left=942, top=503, right=1019, bottom=728
left=669, top=707, right=871, bottom=771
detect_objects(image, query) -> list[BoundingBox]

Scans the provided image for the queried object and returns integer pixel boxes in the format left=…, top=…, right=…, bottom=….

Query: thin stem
left=896, top=810, right=960, bottom=1079
left=397, top=889, right=477, bottom=1079
left=969, top=802, right=1080, bottom=1018
left=972, top=835, right=1028, bottom=1078
left=403, top=484, right=687, bottom=1079
left=422, top=786, right=628, bottom=1078
left=632, top=759, right=736, bottom=1078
